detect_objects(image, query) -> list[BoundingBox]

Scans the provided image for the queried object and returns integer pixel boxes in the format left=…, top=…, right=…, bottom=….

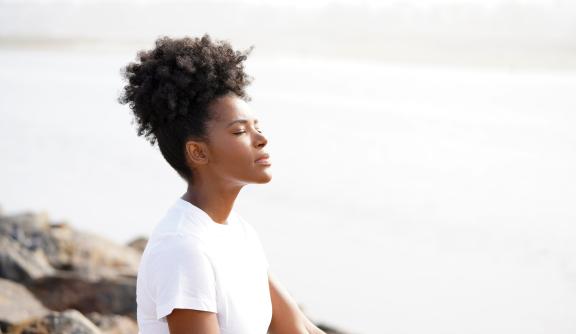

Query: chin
left=255, top=173, right=272, bottom=184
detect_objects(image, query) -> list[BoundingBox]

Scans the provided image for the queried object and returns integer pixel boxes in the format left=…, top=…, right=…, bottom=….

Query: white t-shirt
left=136, top=197, right=272, bottom=334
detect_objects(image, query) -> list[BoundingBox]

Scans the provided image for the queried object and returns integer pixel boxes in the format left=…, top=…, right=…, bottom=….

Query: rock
left=0, top=211, right=142, bottom=282
left=0, top=236, right=56, bottom=283
left=0, top=210, right=140, bottom=320
left=126, top=237, right=148, bottom=254
left=9, top=309, right=102, bottom=334
left=0, top=278, right=49, bottom=328
left=0, top=211, right=59, bottom=283
left=26, top=274, right=136, bottom=318
left=63, top=229, right=141, bottom=280
left=86, top=312, right=138, bottom=334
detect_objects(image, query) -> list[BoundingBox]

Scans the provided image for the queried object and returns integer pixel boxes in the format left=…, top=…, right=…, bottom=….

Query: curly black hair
left=118, top=34, right=254, bottom=182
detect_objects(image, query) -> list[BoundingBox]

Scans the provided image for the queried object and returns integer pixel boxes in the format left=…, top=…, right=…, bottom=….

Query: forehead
left=209, top=94, right=255, bottom=123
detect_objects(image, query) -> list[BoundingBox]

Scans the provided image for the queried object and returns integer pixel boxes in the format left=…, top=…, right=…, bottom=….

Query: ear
left=185, top=140, right=209, bottom=166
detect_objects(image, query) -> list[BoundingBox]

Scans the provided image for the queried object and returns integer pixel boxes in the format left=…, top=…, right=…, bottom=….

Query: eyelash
left=234, top=129, right=263, bottom=135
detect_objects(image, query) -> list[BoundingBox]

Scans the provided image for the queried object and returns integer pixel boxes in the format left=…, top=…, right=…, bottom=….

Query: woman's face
left=191, top=93, right=272, bottom=186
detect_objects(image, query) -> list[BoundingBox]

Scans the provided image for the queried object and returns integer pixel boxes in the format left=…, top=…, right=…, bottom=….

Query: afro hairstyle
left=118, top=34, right=254, bottom=182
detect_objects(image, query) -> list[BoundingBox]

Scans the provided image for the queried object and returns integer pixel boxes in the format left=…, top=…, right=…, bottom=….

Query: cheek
left=212, top=138, right=252, bottom=166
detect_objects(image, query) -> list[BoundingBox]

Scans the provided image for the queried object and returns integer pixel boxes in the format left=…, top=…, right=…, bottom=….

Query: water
left=1, top=47, right=575, bottom=333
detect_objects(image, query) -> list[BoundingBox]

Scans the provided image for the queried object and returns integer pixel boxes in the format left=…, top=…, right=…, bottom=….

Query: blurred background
left=1, top=0, right=576, bottom=333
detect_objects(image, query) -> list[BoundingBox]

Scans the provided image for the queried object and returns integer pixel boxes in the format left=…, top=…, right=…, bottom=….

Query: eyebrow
left=226, top=118, right=259, bottom=128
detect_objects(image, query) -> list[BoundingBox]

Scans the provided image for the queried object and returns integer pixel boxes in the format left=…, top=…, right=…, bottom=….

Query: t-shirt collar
left=176, top=197, right=236, bottom=229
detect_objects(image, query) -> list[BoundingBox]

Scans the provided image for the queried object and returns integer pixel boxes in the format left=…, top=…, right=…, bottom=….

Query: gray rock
left=0, top=211, right=141, bottom=283
left=0, top=210, right=140, bottom=319
left=86, top=312, right=138, bottom=334
left=126, top=237, right=148, bottom=254
left=0, top=278, right=49, bottom=326
left=26, top=274, right=136, bottom=317
left=0, top=236, right=56, bottom=284
left=9, top=309, right=102, bottom=334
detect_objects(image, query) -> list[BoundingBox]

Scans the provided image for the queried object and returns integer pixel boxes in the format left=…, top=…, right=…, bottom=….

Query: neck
left=181, top=177, right=243, bottom=225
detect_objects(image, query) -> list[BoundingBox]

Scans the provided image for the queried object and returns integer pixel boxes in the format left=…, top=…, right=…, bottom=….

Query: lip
left=255, top=154, right=271, bottom=165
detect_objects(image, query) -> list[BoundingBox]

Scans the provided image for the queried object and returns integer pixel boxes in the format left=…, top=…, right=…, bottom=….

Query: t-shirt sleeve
left=147, top=235, right=217, bottom=322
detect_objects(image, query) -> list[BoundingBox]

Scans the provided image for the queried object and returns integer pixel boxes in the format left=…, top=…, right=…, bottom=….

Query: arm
left=268, top=271, right=327, bottom=334
left=167, top=308, right=220, bottom=334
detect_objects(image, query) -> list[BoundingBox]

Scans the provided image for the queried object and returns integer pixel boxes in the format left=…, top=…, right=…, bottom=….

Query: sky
left=0, top=0, right=566, bottom=7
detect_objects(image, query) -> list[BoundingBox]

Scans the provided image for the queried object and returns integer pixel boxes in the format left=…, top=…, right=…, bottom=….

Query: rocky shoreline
left=0, top=205, right=349, bottom=334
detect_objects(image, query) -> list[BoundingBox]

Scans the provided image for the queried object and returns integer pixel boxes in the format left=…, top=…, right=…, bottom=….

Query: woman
left=119, top=34, right=326, bottom=334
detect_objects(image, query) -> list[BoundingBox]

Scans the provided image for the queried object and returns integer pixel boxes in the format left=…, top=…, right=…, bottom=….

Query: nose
left=254, top=130, right=268, bottom=148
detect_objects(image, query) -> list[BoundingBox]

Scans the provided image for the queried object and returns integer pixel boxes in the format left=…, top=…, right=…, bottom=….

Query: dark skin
left=180, top=92, right=272, bottom=225
left=167, top=93, right=326, bottom=334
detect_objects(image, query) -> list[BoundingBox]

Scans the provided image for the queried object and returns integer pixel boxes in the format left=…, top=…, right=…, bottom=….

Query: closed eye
left=233, top=128, right=262, bottom=135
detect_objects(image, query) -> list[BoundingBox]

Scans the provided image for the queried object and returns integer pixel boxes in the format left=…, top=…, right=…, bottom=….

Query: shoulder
left=146, top=233, right=209, bottom=264
left=148, top=202, right=212, bottom=243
